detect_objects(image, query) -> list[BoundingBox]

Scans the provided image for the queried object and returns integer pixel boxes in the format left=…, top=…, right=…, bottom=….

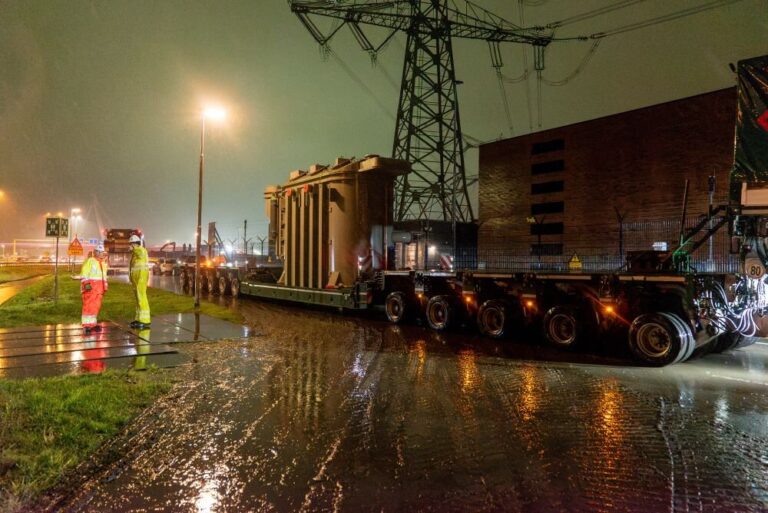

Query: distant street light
left=195, top=105, right=227, bottom=309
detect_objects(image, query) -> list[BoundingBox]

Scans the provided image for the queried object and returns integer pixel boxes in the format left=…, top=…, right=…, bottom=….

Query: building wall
left=478, top=88, right=737, bottom=260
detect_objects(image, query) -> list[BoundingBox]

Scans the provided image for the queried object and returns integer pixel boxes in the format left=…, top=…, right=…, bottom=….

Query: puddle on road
left=41, top=286, right=768, bottom=513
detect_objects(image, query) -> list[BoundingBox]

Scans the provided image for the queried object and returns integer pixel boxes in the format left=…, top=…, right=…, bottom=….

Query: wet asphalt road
left=46, top=275, right=768, bottom=512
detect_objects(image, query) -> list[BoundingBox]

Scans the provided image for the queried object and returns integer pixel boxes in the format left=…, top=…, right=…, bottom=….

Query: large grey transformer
left=265, top=156, right=410, bottom=289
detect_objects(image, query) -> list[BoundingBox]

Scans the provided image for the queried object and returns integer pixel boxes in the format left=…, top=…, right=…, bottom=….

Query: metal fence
left=458, top=216, right=740, bottom=274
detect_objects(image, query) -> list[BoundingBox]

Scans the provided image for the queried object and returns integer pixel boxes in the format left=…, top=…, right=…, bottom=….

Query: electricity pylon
left=291, top=0, right=551, bottom=223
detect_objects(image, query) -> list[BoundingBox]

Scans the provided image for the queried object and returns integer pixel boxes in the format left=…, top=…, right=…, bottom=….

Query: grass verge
left=0, top=370, right=172, bottom=508
left=0, top=276, right=242, bottom=510
left=0, top=275, right=242, bottom=327
left=0, top=266, right=50, bottom=285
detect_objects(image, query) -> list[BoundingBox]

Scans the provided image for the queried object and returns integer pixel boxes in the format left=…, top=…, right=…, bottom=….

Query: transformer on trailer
left=241, top=155, right=410, bottom=308
left=232, top=55, right=768, bottom=367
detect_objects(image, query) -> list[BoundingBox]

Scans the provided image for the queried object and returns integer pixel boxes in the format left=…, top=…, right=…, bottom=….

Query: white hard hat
left=95, top=244, right=105, bottom=252
left=129, top=235, right=141, bottom=244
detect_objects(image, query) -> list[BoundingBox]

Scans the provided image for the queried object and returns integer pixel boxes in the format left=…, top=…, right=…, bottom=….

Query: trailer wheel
left=711, top=331, right=757, bottom=353
left=180, top=270, right=189, bottom=290
left=200, top=275, right=210, bottom=294
left=230, top=277, right=240, bottom=297
left=628, top=312, right=691, bottom=366
left=218, top=276, right=229, bottom=296
left=385, top=291, right=408, bottom=324
left=477, top=299, right=514, bottom=339
left=426, top=295, right=454, bottom=331
left=662, top=312, right=695, bottom=363
left=542, top=306, right=581, bottom=350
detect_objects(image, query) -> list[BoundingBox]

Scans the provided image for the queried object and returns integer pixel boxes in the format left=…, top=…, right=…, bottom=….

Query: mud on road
left=42, top=291, right=768, bottom=512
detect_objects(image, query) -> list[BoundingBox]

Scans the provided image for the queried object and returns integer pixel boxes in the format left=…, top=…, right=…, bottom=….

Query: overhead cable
left=329, top=49, right=396, bottom=121
left=540, top=38, right=602, bottom=86
left=546, top=0, right=647, bottom=29
left=588, top=0, right=746, bottom=39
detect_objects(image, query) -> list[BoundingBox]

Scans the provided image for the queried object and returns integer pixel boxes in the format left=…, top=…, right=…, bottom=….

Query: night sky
left=1, top=0, right=765, bottom=247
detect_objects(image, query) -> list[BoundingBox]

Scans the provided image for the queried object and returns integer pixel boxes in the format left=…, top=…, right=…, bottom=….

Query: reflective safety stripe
left=80, top=258, right=108, bottom=281
left=131, top=266, right=149, bottom=271
left=81, top=315, right=97, bottom=325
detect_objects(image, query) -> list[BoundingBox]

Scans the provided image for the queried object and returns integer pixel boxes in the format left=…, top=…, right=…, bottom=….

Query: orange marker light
left=465, top=296, right=473, bottom=303
left=604, top=305, right=615, bottom=315
left=525, top=300, right=535, bottom=308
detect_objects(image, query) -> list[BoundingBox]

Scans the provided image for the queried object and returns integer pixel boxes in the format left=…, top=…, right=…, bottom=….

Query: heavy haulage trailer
left=190, top=55, right=768, bottom=367
left=227, top=149, right=766, bottom=367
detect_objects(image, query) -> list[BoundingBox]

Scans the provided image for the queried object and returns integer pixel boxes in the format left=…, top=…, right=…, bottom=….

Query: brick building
left=477, top=88, right=738, bottom=270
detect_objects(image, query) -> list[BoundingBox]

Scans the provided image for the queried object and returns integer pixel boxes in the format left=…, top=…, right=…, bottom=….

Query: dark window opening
left=531, top=159, right=565, bottom=175
left=531, top=243, right=563, bottom=256
left=531, top=180, right=564, bottom=194
left=530, top=222, right=564, bottom=236
left=531, top=201, right=564, bottom=215
left=531, top=139, right=565, bottom=155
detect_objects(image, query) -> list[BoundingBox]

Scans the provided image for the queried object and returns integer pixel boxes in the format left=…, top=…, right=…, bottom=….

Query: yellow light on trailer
left=525, top=300, right=535, bottom=308
left=604, top=305, right=615, bottom=315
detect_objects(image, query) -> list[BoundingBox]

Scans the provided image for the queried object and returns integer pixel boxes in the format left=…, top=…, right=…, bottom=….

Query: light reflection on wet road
left=0, top=275, right=47, bottom=305
left=48, top=276, right=768, bottom=512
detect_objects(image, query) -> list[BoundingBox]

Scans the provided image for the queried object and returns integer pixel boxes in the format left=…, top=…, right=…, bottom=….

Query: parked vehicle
left=103, top=228, right=142, bottom=274
left=152, top=257, right=176, bottom=275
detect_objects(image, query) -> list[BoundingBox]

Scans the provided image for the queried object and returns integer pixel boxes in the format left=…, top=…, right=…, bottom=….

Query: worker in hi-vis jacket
left=80, top=244, right=109, bottom=334
left=128, top=234, right=151, bottom=328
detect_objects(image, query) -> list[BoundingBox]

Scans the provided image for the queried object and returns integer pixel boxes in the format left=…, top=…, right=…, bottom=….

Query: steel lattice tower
left=291, top=0, right=550, bottom=223
left=392, top=1, right=469, bottom=221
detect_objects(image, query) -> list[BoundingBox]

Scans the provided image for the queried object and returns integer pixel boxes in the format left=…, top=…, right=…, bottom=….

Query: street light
left=70, top=208, right=81, bottom=240
left=195, top=106, right=227, bottom=309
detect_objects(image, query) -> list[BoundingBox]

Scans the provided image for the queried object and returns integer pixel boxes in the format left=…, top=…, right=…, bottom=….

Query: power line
left=495, top=70, right=515, bottom=134
left=518, top=0, right=534, bottom=133
left=588, top=0, right=747, bottom=39
left=546, top=0, right=648, bottom=29
left=329, top=49, right=396, bottom=122
left=540, top=38, right=602, bottom=86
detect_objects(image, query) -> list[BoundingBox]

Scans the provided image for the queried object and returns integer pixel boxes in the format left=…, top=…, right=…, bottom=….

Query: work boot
left=92, top=325, right=102, bottom=332
left=83, top=327, right=92, bottom=335
left=129, top=321, right=141, bottom=328
left=138, top=322, right=151, bottom=329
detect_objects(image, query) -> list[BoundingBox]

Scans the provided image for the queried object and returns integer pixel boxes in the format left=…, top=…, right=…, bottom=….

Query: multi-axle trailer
left=186, top=55, right=768, bottom=366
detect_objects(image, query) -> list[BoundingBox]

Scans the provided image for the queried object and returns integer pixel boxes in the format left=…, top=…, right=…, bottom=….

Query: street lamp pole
left=194, top=107, right=226, bottom=310
left=195, top=115, right=206, bottom=310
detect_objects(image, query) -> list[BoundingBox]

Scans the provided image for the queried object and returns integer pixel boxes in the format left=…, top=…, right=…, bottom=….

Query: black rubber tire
left=628, top=312, right=689, bottom=366
left=542, top=305, right=581, bottom=350
left=661, top=312, right=695, bottom=364
left=230, top=277, right=240, bottom=297
left=477, top=299, right=514, bottom=339
left=208, top=276, right=218, bottom=295
left=218, top=277, right=229, bottom=296
left=426, top=295, right=454, bottom=331
left=385, top=291, right=408, bottom=324
left=711, top=331, right=758, bottom=352
left=180, top=271, right=189, bottom=290
left=200, top=275, right=210, bottom=294
left=734, top=335, right=759, bottom=349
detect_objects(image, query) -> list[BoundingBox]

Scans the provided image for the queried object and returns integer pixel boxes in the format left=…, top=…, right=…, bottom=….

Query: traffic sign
left=45, top=217, right=69, bottom=238
left=568, top=253, right=583, bottom=271
left=68, top=238, right=83, bottom=257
